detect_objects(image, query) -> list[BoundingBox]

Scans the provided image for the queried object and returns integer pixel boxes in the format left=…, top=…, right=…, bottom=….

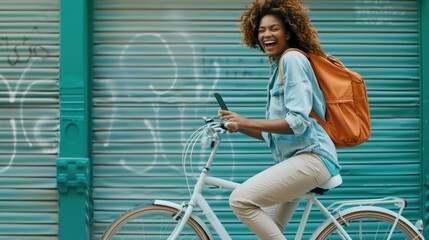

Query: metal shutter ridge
left=0, top=0, right=59, bottom=239
left=92, top=1, right=420, bottom=239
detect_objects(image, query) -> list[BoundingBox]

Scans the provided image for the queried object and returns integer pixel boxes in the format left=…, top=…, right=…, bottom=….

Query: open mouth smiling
left=264, top=40, right=277, bottom=50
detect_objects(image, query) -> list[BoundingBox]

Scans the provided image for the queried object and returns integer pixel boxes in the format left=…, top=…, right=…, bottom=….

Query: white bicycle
left=102, top=117, right=424, bottom=240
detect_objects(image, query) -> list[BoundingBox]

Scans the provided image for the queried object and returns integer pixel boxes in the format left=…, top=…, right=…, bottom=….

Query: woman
left=217, top=0, right=341, bottom=239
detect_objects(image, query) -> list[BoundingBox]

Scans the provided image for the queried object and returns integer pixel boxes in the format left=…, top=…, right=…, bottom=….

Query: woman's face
left=258, top=14, right=289, bottom=58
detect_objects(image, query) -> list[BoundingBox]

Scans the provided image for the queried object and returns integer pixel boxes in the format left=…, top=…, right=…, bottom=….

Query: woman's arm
left=218, top=110, right=294, bottom=140
left=234, top=127, right=265, bottom=140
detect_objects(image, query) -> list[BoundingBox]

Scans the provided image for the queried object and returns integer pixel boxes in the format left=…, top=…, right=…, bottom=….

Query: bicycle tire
left=315, top=209, right=422, bottom=240
left=102, top=204, right=209, bottom=240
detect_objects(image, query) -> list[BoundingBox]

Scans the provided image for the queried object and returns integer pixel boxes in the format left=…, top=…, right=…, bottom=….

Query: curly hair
left=240, top=0, right=324, bottom=56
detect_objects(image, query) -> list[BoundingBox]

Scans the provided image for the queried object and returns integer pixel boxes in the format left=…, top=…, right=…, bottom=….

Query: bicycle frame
left=166, top=121, right=411, bottom=240
left=167, top=127, right=352, bottom=240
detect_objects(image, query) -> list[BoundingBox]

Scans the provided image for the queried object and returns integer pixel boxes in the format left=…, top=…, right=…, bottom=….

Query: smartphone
left=214, top=92, right=228, bottom=110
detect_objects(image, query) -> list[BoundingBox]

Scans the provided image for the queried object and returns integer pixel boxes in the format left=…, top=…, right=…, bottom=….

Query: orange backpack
left=279, top=48, right=371, bottom=148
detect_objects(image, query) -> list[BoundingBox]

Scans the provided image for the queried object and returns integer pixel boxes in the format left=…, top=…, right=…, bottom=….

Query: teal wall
left=0, top=0, right=59, bottom=239
left=0, top=0, right=427, bottom=239
left=420, top=0, right=429, bottom=237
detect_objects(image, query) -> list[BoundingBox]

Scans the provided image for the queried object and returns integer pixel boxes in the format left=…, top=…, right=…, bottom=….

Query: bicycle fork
left=167, top=172, right=207, bottom=240
left=168, top=202, right=196, bottom=240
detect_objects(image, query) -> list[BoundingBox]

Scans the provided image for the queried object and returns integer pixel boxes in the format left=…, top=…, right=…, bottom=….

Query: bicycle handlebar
left=202, top=117, right=228, bottom=132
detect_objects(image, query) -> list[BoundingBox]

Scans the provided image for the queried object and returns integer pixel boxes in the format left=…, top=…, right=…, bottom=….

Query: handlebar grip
left=220, top=122, right=229, bottom=130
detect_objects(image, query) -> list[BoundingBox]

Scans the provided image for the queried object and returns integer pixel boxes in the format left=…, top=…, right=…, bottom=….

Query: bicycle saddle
left=319, top=174, right=343, bottom=189
left=310, top=174, right=342, bottom=195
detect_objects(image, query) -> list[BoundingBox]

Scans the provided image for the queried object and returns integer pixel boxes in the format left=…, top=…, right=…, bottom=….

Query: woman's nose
left=263, top=30, right=272, bottom=37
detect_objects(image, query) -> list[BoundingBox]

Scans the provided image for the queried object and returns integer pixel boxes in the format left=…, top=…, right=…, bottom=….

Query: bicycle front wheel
left=102, top=204, right=209, bottom=240
left=315, top=209, right=422, bottom=240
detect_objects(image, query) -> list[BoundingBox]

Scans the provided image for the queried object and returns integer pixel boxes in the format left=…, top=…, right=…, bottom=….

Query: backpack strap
left=278, top=48, right=309, bottom=85
left=310, top=110, right=327, bottom=126
left=278, top=48, right=328, bottom=125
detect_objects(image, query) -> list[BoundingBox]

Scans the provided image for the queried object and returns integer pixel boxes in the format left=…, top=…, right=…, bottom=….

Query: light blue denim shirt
left=261, top=51, right=341, bottom=172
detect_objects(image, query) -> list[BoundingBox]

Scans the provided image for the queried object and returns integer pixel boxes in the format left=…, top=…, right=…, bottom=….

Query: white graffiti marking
left=0, top=28, right=54, bottom=173
left=0, top=119, right=16, bottom=173
left=356, top=1, right=405, bottom=25
left=120, top=33, right=179, bottom=95
left=98, top=32, right=239, bottom=181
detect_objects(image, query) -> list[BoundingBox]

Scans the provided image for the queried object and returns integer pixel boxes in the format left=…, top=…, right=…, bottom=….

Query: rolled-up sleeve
left=261, top=131, right=270, bottom=145
left=280, top=52, right=313, bottom=136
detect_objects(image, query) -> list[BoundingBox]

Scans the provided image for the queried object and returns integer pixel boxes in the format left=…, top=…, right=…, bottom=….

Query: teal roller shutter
left=92, top=1, right=421, bottom=239
left=0, top=0, right=59, bottom=239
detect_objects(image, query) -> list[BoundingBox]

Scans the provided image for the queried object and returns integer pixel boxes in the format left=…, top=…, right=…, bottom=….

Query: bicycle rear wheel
left=315, top=210, right=422, bottom=240
left=102, top=204, right=209, bottom=240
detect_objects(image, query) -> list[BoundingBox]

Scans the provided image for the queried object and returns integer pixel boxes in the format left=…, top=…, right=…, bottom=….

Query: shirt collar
left=269, top=58, right=280, bottom=74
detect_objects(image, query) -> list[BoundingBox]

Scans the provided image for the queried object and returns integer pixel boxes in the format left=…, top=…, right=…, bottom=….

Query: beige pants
left=229, top=153, right=331, bottom=240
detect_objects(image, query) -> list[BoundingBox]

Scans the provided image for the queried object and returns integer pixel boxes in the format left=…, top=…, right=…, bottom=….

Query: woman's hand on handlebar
left=217, top=110, right=246, bottom=133
left=222, top=122, right=238, bottom=132
left=217, top=110, right=266, bottom=141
